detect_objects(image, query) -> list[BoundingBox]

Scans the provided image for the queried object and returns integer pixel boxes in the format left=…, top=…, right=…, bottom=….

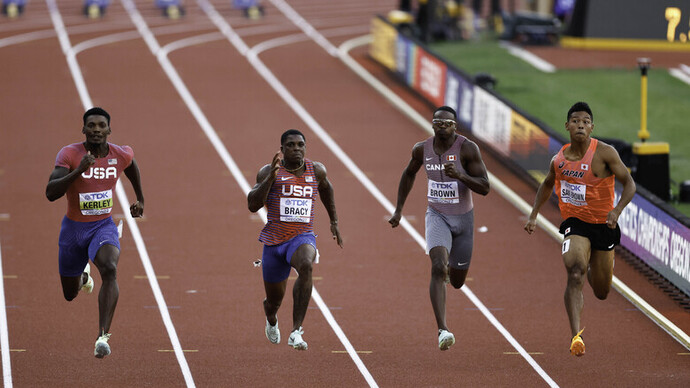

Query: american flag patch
left=581, top=164, right=589, bottom=171
left=446, top=155, right=457, bottom=162
left=108, top=158, right=117, bottom=165
left=305, top=176, right=313, bottom=182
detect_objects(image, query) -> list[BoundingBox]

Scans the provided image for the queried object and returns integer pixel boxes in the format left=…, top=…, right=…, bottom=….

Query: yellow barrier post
left=632, top=57, right=671, bottom=200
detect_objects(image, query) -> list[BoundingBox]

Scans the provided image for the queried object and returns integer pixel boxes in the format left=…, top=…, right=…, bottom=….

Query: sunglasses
left=432, top=118, right=455, bottom=127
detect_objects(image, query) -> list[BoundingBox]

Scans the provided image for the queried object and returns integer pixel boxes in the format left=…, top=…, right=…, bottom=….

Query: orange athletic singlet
left=554, top=139, right=615, bottom=224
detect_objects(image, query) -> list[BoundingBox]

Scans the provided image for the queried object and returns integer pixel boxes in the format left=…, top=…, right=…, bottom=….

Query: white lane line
left=45, top=1, right=196, bottom=387
left=670, top=63, right=690, bottom=86
left=0, top=241, right=13, bottom=388
left=268, top=0, right=340, bottom=57
left=192, top=1, right=378, bottom=386
left=338, top=35, right=563, bottom=385
left=264, top=4, right=559, bottom=384
left=499, top=41, right=556, bottom=73
left=339, top=34, right=690, bottom=351
left=122, top=0, right=376, bottom=385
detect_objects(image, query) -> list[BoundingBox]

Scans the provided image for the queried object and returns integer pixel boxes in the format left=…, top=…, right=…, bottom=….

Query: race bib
left=279, top=197, right=312, bottom=223
left=79, top=189, right=113, bottom=216
left=560, top=181, right=587, bottom=207
left=427, top=180, right=459, bottom=203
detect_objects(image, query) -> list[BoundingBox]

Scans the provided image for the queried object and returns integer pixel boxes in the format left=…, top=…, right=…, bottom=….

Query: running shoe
left=570, top=328, right=585, bottom=356
left=287, top=327, right=308, bottom=350
left=94, top=332, right=111, bottom=359
left=265, top=319, right=280, bottom=344
left=438, top=329, right=455, bottom=351
left=80, top=263, right=94, bottom=294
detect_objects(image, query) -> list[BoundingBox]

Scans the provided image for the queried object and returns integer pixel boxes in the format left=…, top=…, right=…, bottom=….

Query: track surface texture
left=1, top=1, right=689, bottom=387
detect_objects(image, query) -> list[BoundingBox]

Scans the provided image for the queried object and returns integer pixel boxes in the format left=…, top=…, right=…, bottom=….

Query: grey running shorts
left=425, top=207, right=474, bottom=270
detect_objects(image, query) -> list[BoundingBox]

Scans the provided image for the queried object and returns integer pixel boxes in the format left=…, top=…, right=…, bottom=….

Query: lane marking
left=195, top=1, right=378, bottom=386
left=134, top=275, right=171, bottom=279
left=332, top=350, right=372, bottom=354
left=337, top=35, right=690, bottom=353
left=499, top=41, right=556, bottom=73
left=159, top=349, right=199, bottom=353
left=121, top=0, right=379, bottom=385
left=0, top=241, right=13, bottom=388
left=45, top=1, right=196, bottom=387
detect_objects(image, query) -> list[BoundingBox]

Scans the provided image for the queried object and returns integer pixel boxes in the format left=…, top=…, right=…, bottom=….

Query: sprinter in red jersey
left=248, top=129, right=342, bottom=350
left=46, top=107, right=145, bottom=359
left=525, top=102, right=636, bottom=356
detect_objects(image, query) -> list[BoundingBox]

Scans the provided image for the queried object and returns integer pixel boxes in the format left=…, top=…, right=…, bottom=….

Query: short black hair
left=281, top=129, right=305, bottom=145
left=83, top=107, right=110, bottom=125
left=567, top=102, right=593, bottom=122
left=434, top=106, right=457, bottom=120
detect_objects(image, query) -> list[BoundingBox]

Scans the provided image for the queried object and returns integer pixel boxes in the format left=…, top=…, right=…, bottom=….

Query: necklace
left=283, top=160, right=304, bottom=173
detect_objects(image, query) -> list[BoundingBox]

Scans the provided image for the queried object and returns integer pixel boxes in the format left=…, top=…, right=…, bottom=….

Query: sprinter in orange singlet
left=248, top=129, right=342, bottom=350
left=524, top=102, right=636, bottom=356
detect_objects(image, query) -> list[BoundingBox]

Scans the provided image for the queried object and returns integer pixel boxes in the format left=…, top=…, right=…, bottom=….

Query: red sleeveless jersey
left=554, top=139, right=615, bottom=224
left=55, top=142, right=134, bottom=222
left=259, top=160, right=319, bottom=246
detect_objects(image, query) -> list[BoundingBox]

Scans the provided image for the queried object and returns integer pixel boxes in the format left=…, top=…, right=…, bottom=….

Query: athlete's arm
left=389, top=142, right=424, bottom=228
left=247, top=151, right=281, bottom=213
left=124, top=159, right=145, bottom=217
left=602, top=144, right=636, bottom=228
left=45, top=152, right=95, bottom=201
left=446, top=139, right=490, bottom=196
left=524, top=156, right=557, bottom=234
left=314, top=162, right=343, bottom=247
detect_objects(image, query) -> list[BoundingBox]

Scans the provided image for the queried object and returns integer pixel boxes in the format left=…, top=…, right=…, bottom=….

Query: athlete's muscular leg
left=562, top=235, right=591, bottom=337
left=429, top=246, right=450, bottom=331
left=264, top=280, right=288, bottom=326
left=588, top=249, right=614, bottom=300
left=93, top=244, right=120, bottom=336
left=448, top=268, right=468, bottom=289
left=60, top=273, right=87, bottom=301
left=290, top=243, right=316, bottom=331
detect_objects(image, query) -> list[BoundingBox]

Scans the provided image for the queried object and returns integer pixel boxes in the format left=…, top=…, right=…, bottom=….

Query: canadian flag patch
left=446, top=155, right=457, bottom=162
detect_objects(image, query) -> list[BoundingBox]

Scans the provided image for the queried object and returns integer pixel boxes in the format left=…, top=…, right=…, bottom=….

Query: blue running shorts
left=261, top=233, right=316, bottom=283
left=58, top=216, right=120, bottom=277
left=425, top=207, right=474, bottom=270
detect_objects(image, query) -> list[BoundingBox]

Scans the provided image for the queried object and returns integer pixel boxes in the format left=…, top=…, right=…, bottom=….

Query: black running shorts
left=559, top=217, right=621, bottom=251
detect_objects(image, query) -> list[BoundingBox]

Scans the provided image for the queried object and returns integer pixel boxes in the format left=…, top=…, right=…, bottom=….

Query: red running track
left=0, top=1, right=688, bottom=387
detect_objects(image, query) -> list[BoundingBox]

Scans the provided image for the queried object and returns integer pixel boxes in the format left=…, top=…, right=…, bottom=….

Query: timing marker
left=332, top=350, right=372, bottom=354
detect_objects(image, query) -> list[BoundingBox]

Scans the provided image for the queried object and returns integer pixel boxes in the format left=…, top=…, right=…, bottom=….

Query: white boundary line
left=122, top=0, right=378, bottom=385
left=44, top=1, right=197, bottom=386
left=216, top=0, right=555, bottom=385
left=0, top=241, right=12, bottom=388
left=499, top=41, right=556, bottom=73
left=338, top=35, right=690, bottom=352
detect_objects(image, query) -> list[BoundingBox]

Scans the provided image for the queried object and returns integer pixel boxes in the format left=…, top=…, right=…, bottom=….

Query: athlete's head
left=434, top=106, right=457, bottom=121
left=83, top=107, right=111, bottom=126
left=281, top=129, right=305, bottom=146
left=567, top=102, right=592, bottom=122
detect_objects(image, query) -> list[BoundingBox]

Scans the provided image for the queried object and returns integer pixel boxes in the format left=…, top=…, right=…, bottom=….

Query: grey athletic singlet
left=423, top=136, right=473, bottom=215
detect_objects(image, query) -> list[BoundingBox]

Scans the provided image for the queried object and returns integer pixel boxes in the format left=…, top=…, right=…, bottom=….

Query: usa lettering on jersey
left=82, top=166, right=117, bottom=179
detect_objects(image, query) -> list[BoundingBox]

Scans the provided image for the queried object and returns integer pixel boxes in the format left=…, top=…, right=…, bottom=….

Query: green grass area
left=430, top=39, right=690, bottom=216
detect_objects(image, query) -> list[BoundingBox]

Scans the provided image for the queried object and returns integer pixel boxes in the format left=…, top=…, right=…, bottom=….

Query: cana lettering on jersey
left=425, top=164, right=446, bottom=171
left=82, top=167, right=117, bottom=179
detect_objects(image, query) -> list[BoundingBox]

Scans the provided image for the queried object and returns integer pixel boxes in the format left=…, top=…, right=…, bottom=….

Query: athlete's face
left=82, top=115, right=111, bottom=145
left=565, top=111, right=593, bottom=142
left=432, top=110, right=456, bottom=139
left=281, top=134, right=306, bottom=164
